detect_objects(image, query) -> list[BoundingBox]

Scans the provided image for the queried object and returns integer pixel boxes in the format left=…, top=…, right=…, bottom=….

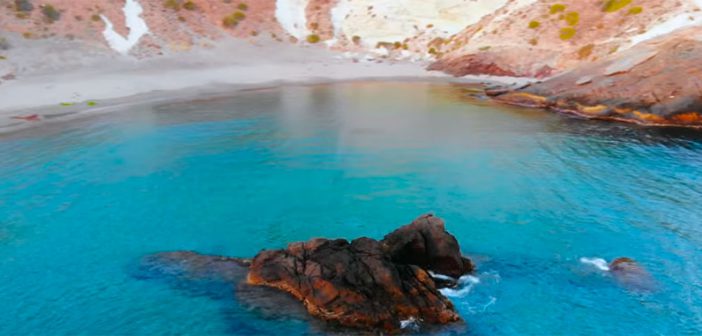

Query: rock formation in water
left=609, top=257, right=656, bottom=291
left=139, top=214, right=474, bottom=333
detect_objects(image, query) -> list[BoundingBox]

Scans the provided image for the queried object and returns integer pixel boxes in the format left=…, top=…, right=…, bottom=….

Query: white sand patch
left=629, top=12, right=702, bottom=46
left=100, top=0, right=149, bottom=55
left=331, top=0, right=508, bottom=47
left=275, top=0, right=309, bottom=39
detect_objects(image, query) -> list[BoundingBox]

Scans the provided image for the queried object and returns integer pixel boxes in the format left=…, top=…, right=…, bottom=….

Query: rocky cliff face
left=491, top=26, right=702, bottom=127
left=3, top=0, right=700, bottom=63
left=3, top=0, right=701, bottom=67
left=2, top=0, right=702, bottom=126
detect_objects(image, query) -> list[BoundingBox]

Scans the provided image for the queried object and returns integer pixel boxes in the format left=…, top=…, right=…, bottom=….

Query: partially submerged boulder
left=247, top=214, right=472, bottom=333
left=382, top=214, right=474, bottom=278
left=609, top=257, right=656, bottom=291
left=139, top=215, right=474, bottom=334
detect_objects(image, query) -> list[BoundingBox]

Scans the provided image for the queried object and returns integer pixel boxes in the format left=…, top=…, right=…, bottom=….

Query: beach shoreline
left=0, top=39, right=532, bottom=135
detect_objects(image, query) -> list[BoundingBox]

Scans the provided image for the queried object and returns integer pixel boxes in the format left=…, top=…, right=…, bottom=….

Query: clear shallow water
left=1, top=82, right=701, bottom=335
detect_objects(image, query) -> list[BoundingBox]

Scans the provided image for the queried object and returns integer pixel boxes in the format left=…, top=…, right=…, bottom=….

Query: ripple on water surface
left=0, top=82, right=701, bottom=335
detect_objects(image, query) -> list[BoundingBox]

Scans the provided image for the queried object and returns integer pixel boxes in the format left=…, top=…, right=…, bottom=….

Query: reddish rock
left=492, top=27, right=702, bottom=128
left=139, top=216, right=473, bottom=333
left=246, top=214, right=472, bottom=333
left=382, top=214, right=474, bottom=278
left=609, top=257, right=655, bottom=291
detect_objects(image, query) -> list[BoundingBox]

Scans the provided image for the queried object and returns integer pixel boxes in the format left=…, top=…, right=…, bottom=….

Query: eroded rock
left=247, top=231, right=467, bottom=332
left=491, top=27, right=702, bottom=128
left=139, top=215, right=473, bottom=334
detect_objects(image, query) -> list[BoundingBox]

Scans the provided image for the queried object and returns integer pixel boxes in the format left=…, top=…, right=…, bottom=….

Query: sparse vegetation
left=550, top=4, right=566, bottom=14
left=528, top=20, right=540, bottom=29
left=222, top=15, right=238, bottom=27
left=183, top=1, right=196, bottom=10
left=352, top=35, right=361, bottom=45
left=559, top=27, right=576, bottom=40
left=0, top=56, right=7, bottom=61
left=60, top=102, right=75, bottom=107
left=529, top=38, right=538, bottom=46
left=306, top=34, right=321, bottom=44
left=578, top=44, right=594, bottom=59
left=223, top=11, right=246, bottom=28
left=0, top=37, right=10, bottom=50
left=87, top=101, right=97, bottom=107
left=41, top=4, right=61, bottom=23
left=603, top=0, right=632, bottom=12
left=564, top=12, right=579, bottom=26
left=237, top=3, right=248, bottom=11
left=164, top=0, right=180, bottom=10
left=91, top=14, right=101, bottom=22
left=478, top=46, right=491, bottom=51
left=14, top=0, right=33, bottom=12
left=628, top=6, right=643, bottom=15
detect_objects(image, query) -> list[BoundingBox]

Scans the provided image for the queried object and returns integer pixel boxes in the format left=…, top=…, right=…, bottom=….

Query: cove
left=0, top=82, right=701, bottom=335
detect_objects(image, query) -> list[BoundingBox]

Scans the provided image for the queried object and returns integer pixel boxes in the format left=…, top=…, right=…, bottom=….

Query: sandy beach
left=0, top=38, right=531, bottom=135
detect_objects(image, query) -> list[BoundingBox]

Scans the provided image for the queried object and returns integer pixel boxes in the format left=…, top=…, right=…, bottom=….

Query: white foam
left=101, top=0, right=149, bottom=55
left=428, top=271, right=456, bottom=282
left=275, top=0, right=309, bottom=39
left=580, top=257, right=610, bottom=272
left=439, top=275, right=480, bottom=298
left=400, top=317, right=419, bottom=330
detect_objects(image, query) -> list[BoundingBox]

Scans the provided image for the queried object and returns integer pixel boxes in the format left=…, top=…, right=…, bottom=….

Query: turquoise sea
left=1, top=82, right=701, bottom=335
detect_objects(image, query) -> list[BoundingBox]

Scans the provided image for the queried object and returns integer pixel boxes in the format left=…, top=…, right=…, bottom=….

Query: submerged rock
left=609, top=257, right=656, bottom=292
left=140, top=215, right=474, bottom=334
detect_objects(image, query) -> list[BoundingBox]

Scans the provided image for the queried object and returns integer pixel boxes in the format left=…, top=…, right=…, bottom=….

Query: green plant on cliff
left=222, top=11, right=246, bottom=28
left=564, top=12, right=579, bottom=26
left=164, top=0, right=180, bottom=10
left=232, top=11, right=246, bottom=20
left=528, top=20, right=540, bottom=29
left=14, top=0, right=33, bottom=12
left=0, top=37, right=10, bottom=51
left=628, top=6, right=643, bottom=15
left=238, top=3, right=248, bottom=11
left=183, top=1, right=197, bottom=10
left=222, top=15, right=238, bottom=27
left=41, top=4, right=61, bottom=23
left=550, top=4, right=566, bottom=14
left=559, top=27, right=576, bottom=40
left=603, top=0, right=632, bottom=12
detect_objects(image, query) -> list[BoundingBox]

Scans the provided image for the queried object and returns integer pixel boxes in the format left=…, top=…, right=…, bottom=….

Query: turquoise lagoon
left=0, top=83, right=701, bottom=335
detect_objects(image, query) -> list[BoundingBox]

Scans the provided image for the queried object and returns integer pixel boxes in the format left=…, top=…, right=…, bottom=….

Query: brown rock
left=246, top=215, right=473, bottom=333
left=609, top=257, right=656, bottom=291
left=492, top=27, right=702, bottom=128
left=382, top=214, right=474, bottom=278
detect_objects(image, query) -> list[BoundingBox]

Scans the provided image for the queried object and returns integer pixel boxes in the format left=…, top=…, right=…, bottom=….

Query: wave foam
left=439, top=275, right=480, bottom=298
left=580, top=257, right=610, bottom=271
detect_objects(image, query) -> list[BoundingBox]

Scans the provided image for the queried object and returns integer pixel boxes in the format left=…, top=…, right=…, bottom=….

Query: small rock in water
left=609, top=257, right=656, bottom=292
